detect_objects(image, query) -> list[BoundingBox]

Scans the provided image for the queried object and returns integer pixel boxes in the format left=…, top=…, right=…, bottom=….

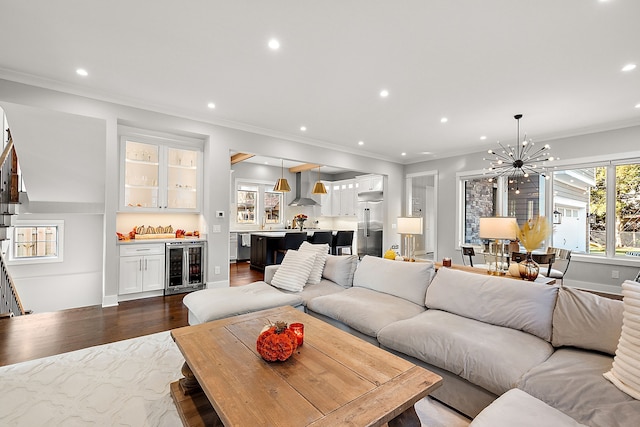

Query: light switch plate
left=212, top=224, right=221, bottom=233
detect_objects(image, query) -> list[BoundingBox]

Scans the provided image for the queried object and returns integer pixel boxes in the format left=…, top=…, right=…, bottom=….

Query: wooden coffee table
left=170, top=305, right=442, bottom=426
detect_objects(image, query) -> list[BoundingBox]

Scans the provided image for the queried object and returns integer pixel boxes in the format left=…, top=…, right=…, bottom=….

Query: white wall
left=0, top=78, right=404, bottom=312
left=405, top=125, right=640, bottom=294
left=8, top=213, right=104, bottom=313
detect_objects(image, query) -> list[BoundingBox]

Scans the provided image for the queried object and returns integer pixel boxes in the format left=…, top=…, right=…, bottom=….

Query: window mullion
left=606, top=164, right=616, bottom=258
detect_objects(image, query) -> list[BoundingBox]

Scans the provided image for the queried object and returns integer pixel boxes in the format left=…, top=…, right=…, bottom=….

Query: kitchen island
left=248, top=230, right=341, bottom=271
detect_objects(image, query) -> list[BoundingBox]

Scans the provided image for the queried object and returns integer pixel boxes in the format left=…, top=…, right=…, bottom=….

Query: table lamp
left=397, top=217, right=423, bottom=262
left=479, top=217, right=517, bottom=275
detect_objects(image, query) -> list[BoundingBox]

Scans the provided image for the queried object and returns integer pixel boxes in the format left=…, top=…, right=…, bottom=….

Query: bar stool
left=273, top=232, right=307, bottom=264
left=309, top=231, right=332, bottom=249
left=332, top=230, right=354, bottom=255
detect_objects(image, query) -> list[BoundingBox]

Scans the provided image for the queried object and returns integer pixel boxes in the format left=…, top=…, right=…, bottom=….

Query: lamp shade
left=273, top=178, right=291, bottom=192
left=479, top=217, right=517, bottom=240
left=397, top=217, right=423, bottom=235
left=312, top=181, right=327, bottom=194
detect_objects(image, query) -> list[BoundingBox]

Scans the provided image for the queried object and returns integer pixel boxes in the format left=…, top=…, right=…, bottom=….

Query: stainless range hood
left=288, top=172, right=318, bottom=206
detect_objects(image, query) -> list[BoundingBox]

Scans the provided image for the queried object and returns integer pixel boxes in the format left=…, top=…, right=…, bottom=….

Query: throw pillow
left=298, top=241, right=329, bottom=285
left=270, top=250, right=316, bottom=292
left=604, top=280, right=640, bottom=399
left=322, top=254, right=358, bottom=288
left=552, top=286, right=623, bottom=355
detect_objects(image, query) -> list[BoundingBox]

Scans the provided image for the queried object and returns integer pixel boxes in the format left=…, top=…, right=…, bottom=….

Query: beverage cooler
left=165, top=240, right=207, bottom=295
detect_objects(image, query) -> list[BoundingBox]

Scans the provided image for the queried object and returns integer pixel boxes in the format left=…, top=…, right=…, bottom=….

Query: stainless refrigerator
left=357, top=190, right=384, bottom=258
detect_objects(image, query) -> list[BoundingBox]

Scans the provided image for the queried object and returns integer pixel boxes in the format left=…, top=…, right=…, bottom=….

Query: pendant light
left=273, top=159, right=291, bottom=192
left=312, top=165, right=327, bottom=194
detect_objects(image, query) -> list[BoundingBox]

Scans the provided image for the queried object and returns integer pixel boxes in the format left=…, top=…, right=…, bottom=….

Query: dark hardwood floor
left=0, top=262, right=263, bottom=367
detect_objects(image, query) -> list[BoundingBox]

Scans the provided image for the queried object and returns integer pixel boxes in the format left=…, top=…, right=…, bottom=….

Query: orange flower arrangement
left=256, top=321, right=299, bottom=362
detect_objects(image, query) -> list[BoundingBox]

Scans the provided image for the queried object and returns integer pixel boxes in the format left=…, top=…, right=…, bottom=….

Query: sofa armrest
left=264, top=265, right=280, bottom=284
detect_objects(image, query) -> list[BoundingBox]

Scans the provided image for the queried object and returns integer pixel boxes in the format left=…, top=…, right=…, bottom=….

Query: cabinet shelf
left=168, top=164, right=197, bottom=170
left=125, top=158, right=159, bottom=166
left=125, top=184, right=159, bottom=190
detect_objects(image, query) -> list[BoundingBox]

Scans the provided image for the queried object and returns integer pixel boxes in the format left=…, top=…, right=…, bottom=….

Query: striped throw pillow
left=271, top=250, right=316, bottom=292
left=604, top=280, right=640, bottom=399
left=298, top=241, right=330, bottom=285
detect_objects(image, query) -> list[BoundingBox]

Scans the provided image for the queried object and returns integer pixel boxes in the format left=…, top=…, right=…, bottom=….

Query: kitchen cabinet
left=250, top=234, right=268, bottom=270
left=320, top=181, right=333, bottom=217
left=120, top=137, right=202, bottom=212
left=323, top=179, right=357, bottom=217
left=356, top=174, right=383, bottom=192
left=340, top=180, right=357, bottom=216
left=118, top=244, right=165, bottom=294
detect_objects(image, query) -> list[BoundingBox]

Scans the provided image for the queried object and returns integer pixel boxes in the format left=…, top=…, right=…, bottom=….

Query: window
left=235, top=181, right=284, bottom=227
left=459, top=173, right=545, bottom=247
left=237, top=187, right=257, bottom=224
left=614, top=163, right=640, bottom=256
left=9, top=220, right=64, bottom=264
left=264, top=191, right=282, bottom=224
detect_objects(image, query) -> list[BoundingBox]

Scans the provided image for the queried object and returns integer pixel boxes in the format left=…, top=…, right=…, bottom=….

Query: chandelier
left=484, top=114, right=555, bottom=194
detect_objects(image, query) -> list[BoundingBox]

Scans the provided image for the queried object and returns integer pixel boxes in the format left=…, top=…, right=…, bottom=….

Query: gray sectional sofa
left=183, top=253, right=640, bottom=426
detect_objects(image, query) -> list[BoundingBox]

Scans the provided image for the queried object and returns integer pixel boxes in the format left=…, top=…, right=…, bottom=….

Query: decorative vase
left=298, top=219, right=306, bottom=231
left=518, top=252, right=539, bottom=281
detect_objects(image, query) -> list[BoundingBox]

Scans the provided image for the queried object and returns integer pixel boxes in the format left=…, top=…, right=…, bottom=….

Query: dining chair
left=461, top=246, right=476, bottom=267
left=332, top=231, right=354, bottom=255
left=273, top=232, right=307, bottom=264
left=310, top=231, right=333, bottom=248
left=544, top=247, right=572, bottom=284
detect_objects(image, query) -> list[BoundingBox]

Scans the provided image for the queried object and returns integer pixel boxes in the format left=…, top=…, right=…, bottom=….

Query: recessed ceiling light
left=622, top=63, right=637, bottom=72
left=401, top=152, right=407, bottom=156
left=76, top=68, right=88, bottom=77
left=268, top=39, right=280, bottom=50
left=380, top=89, right=389, bottom=98
left=480, top=135, right=487, bottom=140
left=358, top=141, right=364, bottom=146
left=207, top=102, right=216, bottom=109
left=419, top=151, right=433, bottom=155
left=635, top=103, right=640, bottom=109
left=440, top=117, right=448, bottom=123
left=300, top=126, right=307, bottom=132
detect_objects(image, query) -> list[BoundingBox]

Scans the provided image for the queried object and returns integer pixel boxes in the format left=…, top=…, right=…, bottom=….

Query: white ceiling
left=1, top=0, right=639, bottom=165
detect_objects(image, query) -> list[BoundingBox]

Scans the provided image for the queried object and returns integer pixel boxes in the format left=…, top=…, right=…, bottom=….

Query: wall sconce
left=553, top=210, right=562, bottom=224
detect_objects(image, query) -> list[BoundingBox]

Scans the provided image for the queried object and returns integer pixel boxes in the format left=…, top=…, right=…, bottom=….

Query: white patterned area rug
left=0, top=331, right=470, bottom=426
left=0, top=332, right=183, bottom=426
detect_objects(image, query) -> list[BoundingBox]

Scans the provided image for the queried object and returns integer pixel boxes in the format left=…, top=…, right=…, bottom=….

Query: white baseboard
left=102, top=294, right=119, bottom=307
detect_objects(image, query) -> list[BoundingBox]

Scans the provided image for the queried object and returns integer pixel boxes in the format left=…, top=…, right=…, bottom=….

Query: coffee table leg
left=178, top=361, right=202, bottom=396
left=388, top=405, right=421, bottom=427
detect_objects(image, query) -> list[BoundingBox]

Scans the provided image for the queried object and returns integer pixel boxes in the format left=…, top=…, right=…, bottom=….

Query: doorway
left=405, top=171, right=437, bottom=261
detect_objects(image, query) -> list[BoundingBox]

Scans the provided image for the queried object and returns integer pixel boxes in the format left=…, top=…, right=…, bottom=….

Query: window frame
left=7, top=220, right=65, bottom=265
left=457, top=151, right=640, bottom=265
left=234, top=178, right=284, bottom=228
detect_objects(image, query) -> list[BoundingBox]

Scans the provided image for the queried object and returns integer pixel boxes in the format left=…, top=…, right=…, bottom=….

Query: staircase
left=0, top=128, right=29, bottom=317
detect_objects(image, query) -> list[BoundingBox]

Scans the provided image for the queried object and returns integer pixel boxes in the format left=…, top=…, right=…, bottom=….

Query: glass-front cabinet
left=120, top=136, right=202, bottom=212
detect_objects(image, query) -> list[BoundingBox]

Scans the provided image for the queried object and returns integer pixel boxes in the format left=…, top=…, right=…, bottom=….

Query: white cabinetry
left=339, top=180, right=357, bottom=216
left=119, top=244, right=165, bottom=295
left=320, top=181, right=333, bottom=217
left=229, top=232, right=238, bottom=261
left=356, top=174, right=383, bottom=192
left=120, top=137, right=202, bottom=212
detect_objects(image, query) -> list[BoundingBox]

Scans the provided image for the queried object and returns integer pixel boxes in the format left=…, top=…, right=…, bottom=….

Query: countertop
left=250, top=229, right=337, bottom=237
left=117, top=237, right=206, bottom=245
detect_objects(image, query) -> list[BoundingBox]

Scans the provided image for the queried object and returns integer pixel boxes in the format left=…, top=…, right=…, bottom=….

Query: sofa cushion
left=518, top=348, right=640, bottom=427
left=353, top=255, right=434, bottom=306
left=377, top=309, right=554, bottom=396
left=183, top=281, right=304, bottom=324
left=604, top=279, right=640, bottom=399
left=470, top=389, right=587, bottom=427
left=298, top=241, right=330, bottom=285
left=552, top=286, right=623, bottom=355
left=321, top=254, right=358, bottom=288
left=281, top=279, right=346, bottom=306
left=306, top=287, right=426, bottom=338
left=271, top=249, right=316, bottom=292
left=426, top=267, right=558, bottom=341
